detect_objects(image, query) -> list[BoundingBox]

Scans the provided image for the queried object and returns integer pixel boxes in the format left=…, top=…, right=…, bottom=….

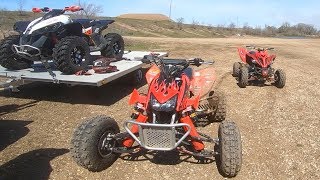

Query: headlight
left=150, top=94, right=177, bottom=112
left=33, top=22, right=62, bottom=35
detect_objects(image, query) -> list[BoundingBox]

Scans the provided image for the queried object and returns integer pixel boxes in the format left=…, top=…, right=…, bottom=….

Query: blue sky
left=0, top=0, right=319, bottom=28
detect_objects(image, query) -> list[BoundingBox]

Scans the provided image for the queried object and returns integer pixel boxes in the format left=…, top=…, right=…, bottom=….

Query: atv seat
left=73, top=19, right=115, bottom=29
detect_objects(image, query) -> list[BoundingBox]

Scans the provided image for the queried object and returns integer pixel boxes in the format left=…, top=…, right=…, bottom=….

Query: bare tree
left=17, top=0, right=25, bottom=15
left=278, top=22, right=291, bottom=33
left=264, top=25, right=277, bottom=36
left=216, top=24, right=225, bottom=32
left=295, top=23, right=317, bottom=35
left=254, top=26, right=262, bottom=35
left=228, top=22, right=236, bottom=30
left=76, top=1, right=103, bottom=18
left=207, top=23, right=213, bottom=30
left=176, top=17, right=184, bottom=30
left=191, top=19, right=199, bottom=29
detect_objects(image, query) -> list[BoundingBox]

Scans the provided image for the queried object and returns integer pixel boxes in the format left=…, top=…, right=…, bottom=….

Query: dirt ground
left=0, top=37, right=319, bottom=180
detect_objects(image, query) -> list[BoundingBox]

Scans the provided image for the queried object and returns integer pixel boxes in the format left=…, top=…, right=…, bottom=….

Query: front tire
left=216, top=121, right=242, bottom=178
left=70, top=115, right=120, bottom=172
left=53, top=36, right=91, bottom=74
left=238, top=67, right=249, bottom=88
left=101, top=33, right=124, bottom=60
left=232, top=62, right=240, bottom=77
left=274, top=69, right=286, bottom=88
left=0, top=35, right=32, bottom=70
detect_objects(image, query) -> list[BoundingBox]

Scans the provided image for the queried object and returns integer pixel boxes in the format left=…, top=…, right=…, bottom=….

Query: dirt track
left=0, top=37, right=320, bottom=179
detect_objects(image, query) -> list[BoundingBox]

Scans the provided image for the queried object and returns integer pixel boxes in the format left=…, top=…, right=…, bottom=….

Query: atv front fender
left=13, top=21, right=31, bottom=33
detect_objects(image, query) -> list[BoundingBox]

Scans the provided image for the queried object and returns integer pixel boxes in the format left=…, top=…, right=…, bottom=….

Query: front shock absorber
left=181, top=106, right=204, bottom=151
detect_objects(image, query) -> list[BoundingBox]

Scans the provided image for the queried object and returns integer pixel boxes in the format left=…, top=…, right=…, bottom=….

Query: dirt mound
left=118, top=14, right=170, bottom=21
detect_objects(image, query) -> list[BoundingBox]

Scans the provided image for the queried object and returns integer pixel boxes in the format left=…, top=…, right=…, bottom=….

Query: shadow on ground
left=0, top=101, right=39, bottom=116
left=0, top=148, right=69, bottom=180
left=120, top=149, right=214, bottom=166
left=0, top=119, right=33, bottom=151
left=0, top=77, right=146, bottom=106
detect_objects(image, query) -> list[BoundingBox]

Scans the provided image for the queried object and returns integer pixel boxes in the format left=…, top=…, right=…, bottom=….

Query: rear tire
left=216, top=121, right=242, bottom=178
left=101, top=33, right=124, bottom=60
left=238, top=67, right=248, bottom=88
left=232, top=62, right=240, bottom=77
left=0, top=35, right=32, bottom=70
left=70, top=115, right=120, bottom=172
left=53, top=36, right=91, bottom=74
left=274, top=69, right=286, bottom=88
left=208, top=91, right=226, bottom=122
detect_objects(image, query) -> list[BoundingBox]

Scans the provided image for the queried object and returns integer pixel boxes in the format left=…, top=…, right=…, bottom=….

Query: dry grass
left=0, top=37, right=320, bottom=179
left=118, top=14, right=170, bottom=21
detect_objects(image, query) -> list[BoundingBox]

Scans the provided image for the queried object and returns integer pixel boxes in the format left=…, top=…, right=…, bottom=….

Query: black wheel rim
left=274, top=72, right=279, bottom=82
left=98, top=130, right=116, bottom=157
left=71, top=46, right=85, bottom=66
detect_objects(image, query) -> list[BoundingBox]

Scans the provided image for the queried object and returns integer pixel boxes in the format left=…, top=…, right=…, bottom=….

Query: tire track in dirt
left=1, top=37, right=320, bottom=179
left=216, top=69, right=291, bottom=178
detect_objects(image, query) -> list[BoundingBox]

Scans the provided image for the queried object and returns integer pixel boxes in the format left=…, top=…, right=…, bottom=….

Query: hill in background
left=0, top=11, right=319, bottom=39
left=118, top=14, right=170, bottom=21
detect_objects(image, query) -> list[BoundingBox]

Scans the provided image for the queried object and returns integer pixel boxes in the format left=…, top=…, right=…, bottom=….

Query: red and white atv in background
left=70, top=56, right=242, bottom=178
left=233, top=46, right=286, bottom=88
left=0, top=6, right=124, bottom=75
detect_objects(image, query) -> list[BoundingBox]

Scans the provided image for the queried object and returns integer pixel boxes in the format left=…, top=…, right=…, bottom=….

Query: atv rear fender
left=190, top=67, right=216, bottom=98
left=237, top=47, right=248, bottom=63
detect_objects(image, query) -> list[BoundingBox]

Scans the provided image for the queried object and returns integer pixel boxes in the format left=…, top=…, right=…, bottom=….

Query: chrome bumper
left=124, top=120, right=191, bottom=151
left=12, top=44, right=41, bottom=58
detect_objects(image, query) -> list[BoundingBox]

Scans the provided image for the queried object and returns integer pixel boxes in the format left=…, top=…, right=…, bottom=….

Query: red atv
left=70, top=57, right=242, bottom=177
left=233, top=46, right=286, bottom=88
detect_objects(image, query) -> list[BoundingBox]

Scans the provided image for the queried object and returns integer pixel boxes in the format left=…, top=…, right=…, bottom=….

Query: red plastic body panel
left=64, top=5, right=82, bottom=12
left=190, top=67, right=216, bottom=98
left=146, top=65, right=160, bottom=85
left=237, top=47, right=276, bottom=68
left=126, top=63, right=214, bottom=151
left=237, top=47, right=248, bottom=63
left=32, top=8, right=42, bottom=13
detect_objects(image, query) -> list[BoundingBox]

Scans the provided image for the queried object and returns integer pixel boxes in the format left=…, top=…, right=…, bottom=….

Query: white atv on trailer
left=0, top=6, right=124, bottom=75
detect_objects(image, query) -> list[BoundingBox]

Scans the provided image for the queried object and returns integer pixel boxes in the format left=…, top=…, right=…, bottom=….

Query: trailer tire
left=0, top=35, right=32, bottom=70
left=70, top=115, right=120, bottom=172
left=216, top=121, right=242, bottom=177
left=53, top=36, right=91, bottom=74
left=130, top=68, right=144, bottom=86
left=102, top=33, right=124, bottom=60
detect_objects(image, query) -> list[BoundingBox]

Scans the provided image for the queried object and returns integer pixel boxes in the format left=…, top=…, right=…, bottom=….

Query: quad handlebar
left=142, top=55, right=214, bottom=67
left=142, top=55, right=214, bottom=78
left=32, top=5, right=83, bottom=13
left=245, top=45, right=275, bottom=51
